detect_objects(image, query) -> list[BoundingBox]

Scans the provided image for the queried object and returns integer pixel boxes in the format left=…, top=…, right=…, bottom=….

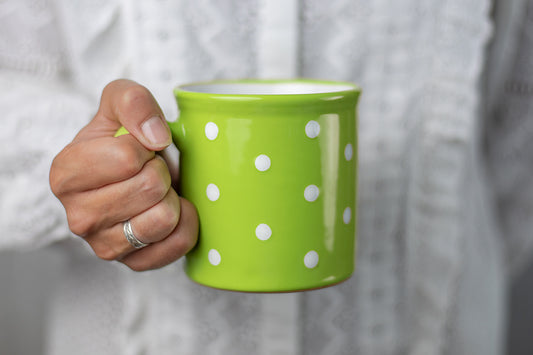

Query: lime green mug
left=169, top=79, right=360, bottom=292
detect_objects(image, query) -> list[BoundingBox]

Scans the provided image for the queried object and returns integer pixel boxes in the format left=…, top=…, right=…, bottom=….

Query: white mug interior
left=180, top=81, right=356, bottom=95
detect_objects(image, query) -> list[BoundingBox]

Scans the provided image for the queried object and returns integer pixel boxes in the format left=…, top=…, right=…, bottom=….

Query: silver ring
left=123, top=220, right=148, bottom=249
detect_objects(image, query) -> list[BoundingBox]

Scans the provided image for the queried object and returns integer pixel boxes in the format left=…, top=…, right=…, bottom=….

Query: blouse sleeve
left=0, top=73, right=94, bottom=250
left=0, top=0, right=128, bottom=250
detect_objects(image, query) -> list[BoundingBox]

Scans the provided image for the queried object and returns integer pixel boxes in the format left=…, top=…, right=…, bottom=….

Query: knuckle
left=173, top=231, right=198, bottom=257
left=49, top=149, right=74, bottom=196
left=180, top=202, right=199, bottom=252
left=178, top=232, right=198, bottom=255
left=124, top=261, right=150, bottom=272
left=103, top=79, right=122, bottom=94
left=66, top=209, right=95, bottom=237
left=119, top=84, right=152, bottom=112
left=49, top=170, right=63, bottom=197
left=113, top=143, right=146, bottom=178
left=122, top=256, right=156, bottom=272
left=138, top=161, right=170, bottom=203
left=154, top=201, right=180, bottom=231
left=49, top=158, right=62, bottom=195
left=103, top=79, right=133, bottom=97
left=93, top=244, right=121, bottom=262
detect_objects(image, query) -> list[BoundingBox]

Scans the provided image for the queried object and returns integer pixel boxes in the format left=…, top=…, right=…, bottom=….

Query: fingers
left=85, top=197, right=198, bottom=272
left=50, top=80, right=171, bottom=195
left=61, top=155, right=171, bottom=236
left=50, top=134, right=155, bottom=193
left=120, top=198, right=199, bottom=271
left=127, top=188, right=181, bottom=244
left=84, top=188, right=182, bottom=261
left=78, top=79, right=172, bottom=151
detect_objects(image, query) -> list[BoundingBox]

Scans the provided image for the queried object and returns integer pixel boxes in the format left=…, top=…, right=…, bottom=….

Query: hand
left=50, top=79, right=198, bottom=271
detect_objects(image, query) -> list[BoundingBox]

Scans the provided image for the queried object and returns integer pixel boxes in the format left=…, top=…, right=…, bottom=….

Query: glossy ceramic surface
left=172, top=79, right=360, bottom=292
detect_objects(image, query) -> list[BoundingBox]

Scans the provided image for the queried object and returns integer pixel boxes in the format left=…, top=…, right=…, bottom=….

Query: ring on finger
left=123, top=220, right=149, bottom=249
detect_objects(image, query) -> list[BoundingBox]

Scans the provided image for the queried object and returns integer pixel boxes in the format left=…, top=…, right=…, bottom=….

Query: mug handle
left=114, top=126, right=130, bottom=137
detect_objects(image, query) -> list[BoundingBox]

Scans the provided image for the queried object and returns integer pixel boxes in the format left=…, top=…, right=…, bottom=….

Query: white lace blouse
left=1, top=0, right=532, bottom=354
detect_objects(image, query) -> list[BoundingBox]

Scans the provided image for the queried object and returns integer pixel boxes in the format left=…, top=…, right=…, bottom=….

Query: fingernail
left=142, top=116, right=170, bottom=147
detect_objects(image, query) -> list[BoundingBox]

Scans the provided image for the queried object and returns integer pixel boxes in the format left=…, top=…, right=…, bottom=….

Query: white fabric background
left=0, top=0, right=532, bottom=354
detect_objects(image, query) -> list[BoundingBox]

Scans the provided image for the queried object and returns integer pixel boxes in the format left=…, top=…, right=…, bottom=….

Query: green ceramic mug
left=170, top=79, right=360, bottom=292
left=118, top=79, right=360, bottom=291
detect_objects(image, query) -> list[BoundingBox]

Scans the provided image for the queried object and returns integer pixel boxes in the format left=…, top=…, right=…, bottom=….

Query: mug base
left=184, top=272, right=353, bottom=294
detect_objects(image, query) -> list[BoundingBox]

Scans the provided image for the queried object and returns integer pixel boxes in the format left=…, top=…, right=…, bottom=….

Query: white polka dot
left=305, top=120, right=320, bottom=138
left=304, top=185, right=320, bottom=202
left=255, top=154, right=271, bottom=171
left=255, top=224, right=272, bottom=241
left=205, top=122, right=218, bottom=140
left=344, top=143, right=353, bottom=161
left=206, top=184, right=220, bottom=201
left=343, top=207, right=352, bottom=224
left=304, top=251, right=319, bottom=269
left=208, top=249, right=221, bottom=266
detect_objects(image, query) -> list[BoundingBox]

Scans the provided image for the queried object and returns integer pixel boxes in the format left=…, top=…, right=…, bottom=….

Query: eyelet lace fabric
left=1, top=0, right=531, bottom=354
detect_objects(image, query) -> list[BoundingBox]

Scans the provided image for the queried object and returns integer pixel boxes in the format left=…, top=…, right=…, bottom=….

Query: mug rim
left=174, top=79, right=361, bottom=109
left=176, top=78, right=360, bottom=96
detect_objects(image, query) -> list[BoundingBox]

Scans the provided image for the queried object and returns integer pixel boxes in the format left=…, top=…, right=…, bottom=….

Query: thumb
left=95, top=79, right=172, bottom=151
